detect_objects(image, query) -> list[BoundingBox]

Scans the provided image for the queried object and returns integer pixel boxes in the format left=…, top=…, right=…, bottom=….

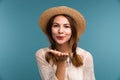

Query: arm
left=55, top=61, right=66, bottom=80
left=83, top=52, right=96, bottom=80
left=35, top=49, right=58, bottom=80
left=49, top=49, right=68, bottom=80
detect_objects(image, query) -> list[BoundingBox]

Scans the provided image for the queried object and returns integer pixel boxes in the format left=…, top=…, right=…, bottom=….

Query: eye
left=52, top=24, right=59, bottom=27
left=64, top=25, right=71, bottom=28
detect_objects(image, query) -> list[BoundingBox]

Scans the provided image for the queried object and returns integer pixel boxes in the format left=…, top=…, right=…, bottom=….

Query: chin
left=56, top=41, right=67, bottom=45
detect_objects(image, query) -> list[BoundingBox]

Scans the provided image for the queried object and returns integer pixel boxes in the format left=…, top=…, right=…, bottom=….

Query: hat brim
left=39, top=6, right=86, bottom=38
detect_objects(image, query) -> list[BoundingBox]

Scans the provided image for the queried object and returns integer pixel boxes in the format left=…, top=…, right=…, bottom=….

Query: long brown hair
left=45, top=14, right=83, bottom=67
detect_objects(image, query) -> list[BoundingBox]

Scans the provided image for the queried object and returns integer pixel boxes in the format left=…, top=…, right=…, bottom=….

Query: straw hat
left=38, top=6, right=86, bottom=38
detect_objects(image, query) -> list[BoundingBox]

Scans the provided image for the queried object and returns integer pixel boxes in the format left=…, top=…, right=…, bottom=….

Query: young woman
left=36, top=6, right=95, bottom=80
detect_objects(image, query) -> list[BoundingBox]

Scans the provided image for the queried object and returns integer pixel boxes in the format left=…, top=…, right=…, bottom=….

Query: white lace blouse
left=35, top=47, right=96, bottom=80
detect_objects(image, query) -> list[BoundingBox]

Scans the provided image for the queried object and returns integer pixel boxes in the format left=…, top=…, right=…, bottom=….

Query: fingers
left=49, top=49, right=69, bottom=62
left=49, top=49, right=68, bottom=56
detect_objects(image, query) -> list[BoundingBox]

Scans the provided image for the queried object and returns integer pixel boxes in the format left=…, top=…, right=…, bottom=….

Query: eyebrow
left=52, top=22, right=70, bottom=25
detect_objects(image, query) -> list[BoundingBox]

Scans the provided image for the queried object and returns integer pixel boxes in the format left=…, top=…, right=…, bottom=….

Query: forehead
left=53, top=15, right=70, bottom=24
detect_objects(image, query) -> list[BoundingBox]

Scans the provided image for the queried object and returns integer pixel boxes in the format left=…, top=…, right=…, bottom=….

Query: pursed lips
left=56, top=36, right=65, bottom=40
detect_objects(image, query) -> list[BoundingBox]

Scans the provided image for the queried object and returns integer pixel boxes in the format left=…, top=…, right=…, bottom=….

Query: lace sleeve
left=83, top=52, right=96, bottom=80
left=35, top=49, right=58, bottom=80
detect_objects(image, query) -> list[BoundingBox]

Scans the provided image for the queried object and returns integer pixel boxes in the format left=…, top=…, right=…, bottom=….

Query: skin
left=51, top=15, right=72, bottom=46
left=49, top=15, right=72, bottom=57
left=49, top=15, right=72, bottom=80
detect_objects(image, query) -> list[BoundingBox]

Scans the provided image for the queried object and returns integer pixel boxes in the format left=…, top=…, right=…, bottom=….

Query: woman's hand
left=49, top=49, right=69, bottom=61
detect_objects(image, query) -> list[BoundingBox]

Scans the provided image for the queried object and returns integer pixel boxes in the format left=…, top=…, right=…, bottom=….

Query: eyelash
left=53, top=24, right=58, bottom=27
left=52, top=24, right=71, bottom=28
left=65, top=26, right=70, bottom=28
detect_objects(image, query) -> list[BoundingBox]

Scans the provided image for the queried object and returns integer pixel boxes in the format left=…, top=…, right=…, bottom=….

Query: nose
left=58, top=26, right=64, bottom=34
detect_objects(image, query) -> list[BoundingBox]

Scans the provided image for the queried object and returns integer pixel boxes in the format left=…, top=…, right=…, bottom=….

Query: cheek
left=51, top=27, right=57, bottom=34
left=66, top=29, right=72, bottom=36
left=51, top=28, right=57, bottom=39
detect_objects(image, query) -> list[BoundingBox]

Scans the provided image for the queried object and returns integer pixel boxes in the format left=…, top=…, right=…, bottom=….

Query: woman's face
left=51, top=15, right=72, bottom=45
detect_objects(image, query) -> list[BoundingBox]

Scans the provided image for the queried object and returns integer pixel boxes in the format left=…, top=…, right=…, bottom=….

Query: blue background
left=0, top=0, right=120, bottom=80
